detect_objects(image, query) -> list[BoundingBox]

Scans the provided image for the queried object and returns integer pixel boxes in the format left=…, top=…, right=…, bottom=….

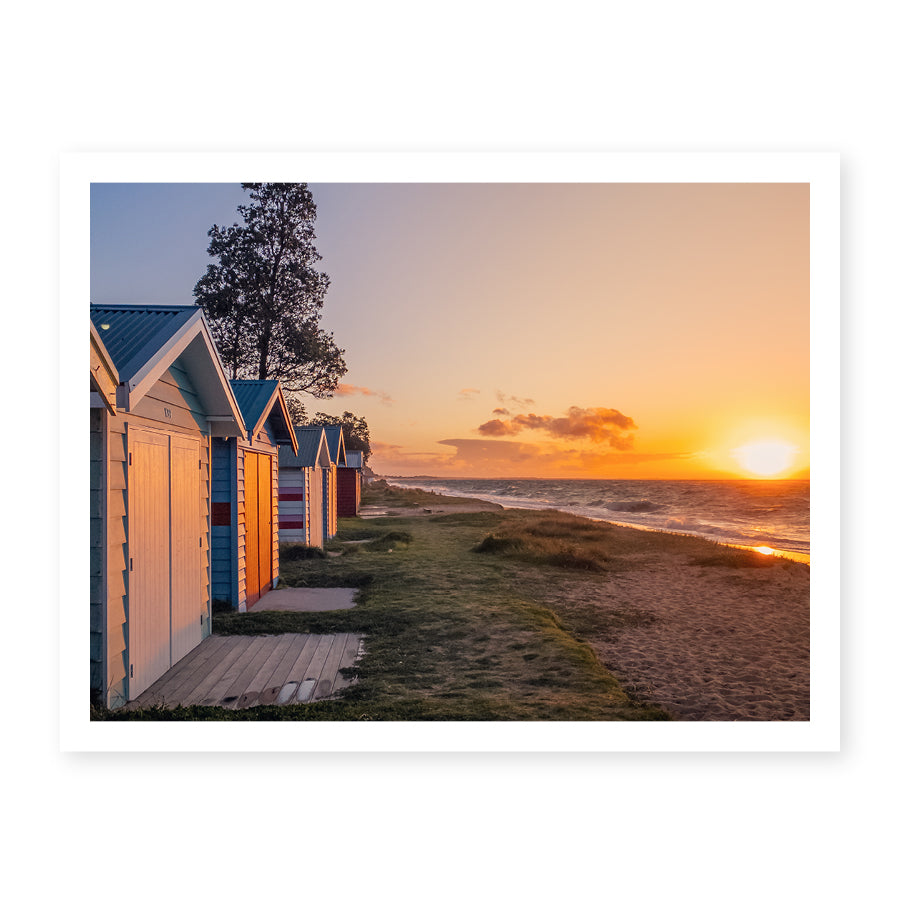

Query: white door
left=128, top=428, right=202, bottom=698
left=169, top=435, right=202, bottom=663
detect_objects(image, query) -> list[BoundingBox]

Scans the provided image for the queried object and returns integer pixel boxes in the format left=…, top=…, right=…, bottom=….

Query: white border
left=61, top=152, right=839, bottom=752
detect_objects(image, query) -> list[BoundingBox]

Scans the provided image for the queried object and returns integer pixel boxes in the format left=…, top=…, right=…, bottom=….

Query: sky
left=90, top=180, right=809, bottom=479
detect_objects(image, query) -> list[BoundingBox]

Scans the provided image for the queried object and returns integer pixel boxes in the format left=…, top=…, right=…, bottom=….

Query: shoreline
left=381, top=478, right=810, bottom=565
left=363, top=482, right=810, bottom=722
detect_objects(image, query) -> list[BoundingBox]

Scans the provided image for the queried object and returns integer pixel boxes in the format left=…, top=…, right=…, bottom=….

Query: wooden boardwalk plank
left=220, top=637, right=284, bottom=708
left=330, top=634, right=364, bottom=696
left=236, top=633, right=299, bottom=708
left=282, top=635, right=326, bottom=686
left=291, top=634, right=335, bottom=703
left=313, top=633, right=350, bottom=700
left=256, top=634, right=311, bottom=706
left=128, top=636, right=227, bottom=708
left=128, top=641, right=222, bottom=708
left=155, top=636, right=245, bottom=706
left=181, top=637, right=258, bottom=707
left=123, top=632, right=368, bottom=711
left=275, top=636, right=326, bottom=705
left=196, top=636, right=271, bottom=706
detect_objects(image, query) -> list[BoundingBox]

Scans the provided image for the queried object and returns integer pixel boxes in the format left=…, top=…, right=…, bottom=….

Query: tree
left=194, top=183, right=347, bottom=411
left=310, top=411, right=372, bottom=463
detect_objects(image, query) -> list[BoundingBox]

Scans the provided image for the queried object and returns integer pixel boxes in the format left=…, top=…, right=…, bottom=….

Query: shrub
left=279, top=543, right=327, bottom=561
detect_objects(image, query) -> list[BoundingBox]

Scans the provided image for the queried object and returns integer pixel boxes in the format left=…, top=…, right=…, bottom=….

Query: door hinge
left=130, top=664, right=134, bottom=678
left=129, top=452, right=132, bottom=465
left=130, top=558, right=134, bottom=571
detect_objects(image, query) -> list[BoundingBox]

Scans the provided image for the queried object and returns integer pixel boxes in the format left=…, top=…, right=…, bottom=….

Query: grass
left=361, top=478, right=489, bottom=509
left=95, top=483, right=800, bottom=722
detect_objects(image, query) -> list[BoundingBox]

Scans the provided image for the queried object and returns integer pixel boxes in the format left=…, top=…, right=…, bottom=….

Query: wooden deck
left=125, top=633, right=365, bottom=710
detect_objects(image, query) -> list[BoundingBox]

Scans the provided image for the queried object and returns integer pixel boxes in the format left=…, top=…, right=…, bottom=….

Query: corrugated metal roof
left=229, top=380, right=279, bottom=433
left=89, top=304, right=201, bottom=384
left=280, top=425, right=328, bottom=467
left=322, top=426, right=346, bottom=464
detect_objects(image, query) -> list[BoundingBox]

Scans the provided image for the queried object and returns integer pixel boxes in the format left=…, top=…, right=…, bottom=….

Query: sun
left=731, top=440, right=796, bottom=477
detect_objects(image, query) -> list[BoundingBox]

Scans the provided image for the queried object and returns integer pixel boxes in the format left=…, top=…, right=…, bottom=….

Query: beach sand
left=367, top=487, right=810, bottom=722
left=564, top=554, right=810, bottom=721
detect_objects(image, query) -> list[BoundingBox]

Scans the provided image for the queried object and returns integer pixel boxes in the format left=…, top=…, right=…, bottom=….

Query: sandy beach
left=367, top=487, right=810, bottom=722
left=564, top=551, right=810, bottom=721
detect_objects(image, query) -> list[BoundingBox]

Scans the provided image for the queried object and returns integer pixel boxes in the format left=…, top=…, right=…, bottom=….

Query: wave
left=601, top=499, right=665, bottom=513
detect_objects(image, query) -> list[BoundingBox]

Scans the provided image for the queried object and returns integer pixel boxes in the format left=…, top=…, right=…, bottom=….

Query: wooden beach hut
left=210, top=380, right=298, bottom=612
left=337, top=450, right=363, bottom=517
left=89, top=304, right=246, bottom=709
left=277, top=426, right=332, bottom=548
left=321, top=425, right=346, bottom=539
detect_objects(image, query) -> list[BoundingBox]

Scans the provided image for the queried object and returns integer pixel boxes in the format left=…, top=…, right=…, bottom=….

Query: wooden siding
left=96, top=361, right=212, bottom=708
left=209, top=437, right=233, bottom=603
left=309, top=468, right=324, bottom=548
left=337, top=467, right=361, bottom=517
left=89, top=409, right=105, bottom=697
left=278, top=465, right=326, bottom=548
left=105, top=411, right=129, bottom=707
left=323, top=465, right=338, bottom=539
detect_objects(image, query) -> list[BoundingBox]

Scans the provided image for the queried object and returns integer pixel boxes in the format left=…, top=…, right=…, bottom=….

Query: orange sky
left=306, top=183, right=809, bottom=479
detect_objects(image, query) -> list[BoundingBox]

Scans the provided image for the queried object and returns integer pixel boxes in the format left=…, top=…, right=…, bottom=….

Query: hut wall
left=337, top=466, right=361, bottom=517
left=97, top=362, right=212, bottom=707
left=210, top=437, right=235, bottom=604
left=308, top=467, right=325, bottom=548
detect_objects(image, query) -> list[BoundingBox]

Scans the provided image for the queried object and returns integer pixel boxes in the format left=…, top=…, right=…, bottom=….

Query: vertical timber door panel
left=170, top=435, right=202, bottom=663
left=129, top=430, right=172, bottom=698
left=258, top=454, right=273, bottom=596
left=244, top=451, right=260, bottom=605
left=244, top=451, right=274, bottom=607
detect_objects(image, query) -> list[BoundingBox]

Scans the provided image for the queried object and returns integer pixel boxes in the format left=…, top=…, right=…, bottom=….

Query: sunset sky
left=90, top=180, right=809, bottom=479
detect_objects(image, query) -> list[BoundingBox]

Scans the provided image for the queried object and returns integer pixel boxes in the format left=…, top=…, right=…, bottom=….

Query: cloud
left=334, top=383, right=392, bottom=403
left=477, top=406, right=637, bottom=450
left=458, top=388, right=481, bottom=400
left=477, top=418, right=515, bottom=437
left=492, top=407, right=510, bottom=416
left=496, top=391, right=535, bottom=409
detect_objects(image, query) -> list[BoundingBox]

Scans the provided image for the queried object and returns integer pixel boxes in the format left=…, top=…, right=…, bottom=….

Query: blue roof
left=322, top=426, right=346, bottom=464
left=89, top=304, right=201, bottom=383
left=230, top=380, right=296, bottom=448
left=280, top=426, right=329, bottom=467
left=229, top=380, right=279, bottom=432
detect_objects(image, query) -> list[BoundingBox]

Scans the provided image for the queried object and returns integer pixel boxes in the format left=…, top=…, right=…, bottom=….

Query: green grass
left=98, top=485, right=806, bottom=722
left=361, top=479, right=490, bottom=509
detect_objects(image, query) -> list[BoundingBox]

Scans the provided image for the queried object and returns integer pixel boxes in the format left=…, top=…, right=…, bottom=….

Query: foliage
left=193, top=183, right=348, bottom=408
left=309, top=411, right=372, bottom=462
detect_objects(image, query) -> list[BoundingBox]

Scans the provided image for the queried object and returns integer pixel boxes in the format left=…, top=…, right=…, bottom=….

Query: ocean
left=383, top=477, right=811, bottom=562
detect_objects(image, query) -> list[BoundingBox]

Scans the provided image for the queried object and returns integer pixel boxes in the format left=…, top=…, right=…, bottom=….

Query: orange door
left=244, top=451, right=259, bottom=605
left=257, top=454, right=273, bottom=597
left=244, top=452, right=273, bottom=608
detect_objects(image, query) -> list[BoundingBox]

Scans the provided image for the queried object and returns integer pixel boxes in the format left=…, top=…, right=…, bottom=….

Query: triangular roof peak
left=322, top=425, right=347, bottom=466
left=279, top=425, right=332, bottom=468
left=89, top=303, right=245, bottom=437
left=229, top=380, right=298, bottom=454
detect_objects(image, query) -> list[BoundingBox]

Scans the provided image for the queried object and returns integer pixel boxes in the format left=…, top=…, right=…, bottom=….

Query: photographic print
left=71, top=153, right=838, bottom=751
